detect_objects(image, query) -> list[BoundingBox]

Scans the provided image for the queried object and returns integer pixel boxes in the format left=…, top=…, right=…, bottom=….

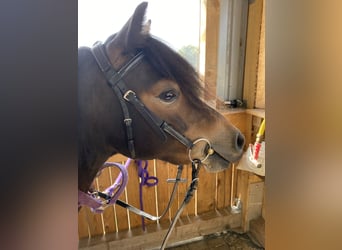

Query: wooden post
left=237, top=0, right=264, bottom=232
left=204, top=0, right=220, bottom=104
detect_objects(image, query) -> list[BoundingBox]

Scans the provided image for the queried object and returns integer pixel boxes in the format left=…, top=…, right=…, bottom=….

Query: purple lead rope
left=78, top=160, right=129, bottom=213
left=136, top=160, right=158, bottom=231
left=104, top=158, right=132, bottom=197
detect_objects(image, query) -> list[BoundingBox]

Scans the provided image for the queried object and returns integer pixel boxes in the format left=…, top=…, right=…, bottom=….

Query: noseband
left=91, top=42, right=213, bottom=161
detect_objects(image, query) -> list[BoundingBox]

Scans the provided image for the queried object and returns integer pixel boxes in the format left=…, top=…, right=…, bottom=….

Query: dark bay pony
left=78, top=2, right=245, bottom=196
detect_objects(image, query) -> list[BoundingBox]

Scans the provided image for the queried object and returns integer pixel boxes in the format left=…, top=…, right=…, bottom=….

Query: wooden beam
left=242, top=0, right=264, bottom=109
left=204, top=0, right=220, bottom=103
left=255, top=0, right=265, bottom=108
left=236, top=0, right=264, bottom=233
left=246, top=108, right=265, bottom=118
left=79, top=209, right=241, bottom=250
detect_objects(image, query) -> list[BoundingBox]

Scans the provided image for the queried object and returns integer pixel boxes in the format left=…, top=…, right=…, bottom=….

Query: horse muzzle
left=188, top=133, right=245, bottom=172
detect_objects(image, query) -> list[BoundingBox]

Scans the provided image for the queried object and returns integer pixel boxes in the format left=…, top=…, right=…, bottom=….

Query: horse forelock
left=142, top=37, right=211, bottom=113
left=92, top=34, right=208, bottom=114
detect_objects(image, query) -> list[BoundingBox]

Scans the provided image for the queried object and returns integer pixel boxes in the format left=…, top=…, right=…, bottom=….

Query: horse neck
left=78, top=112, right=120, bottom=191
left=78, top=46, right=151, bottom=191
left=78, top=141, right=117, bottom=191
left=78, top=100, right=129, bottom=192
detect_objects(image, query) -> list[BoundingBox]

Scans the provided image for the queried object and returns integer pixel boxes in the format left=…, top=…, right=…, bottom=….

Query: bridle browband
left=91, top=41, right=213, bottom=161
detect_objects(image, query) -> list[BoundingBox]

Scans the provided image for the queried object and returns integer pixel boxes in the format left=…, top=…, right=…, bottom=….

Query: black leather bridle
left=91, top=42, right=212, bottom=160
left=89, top=42, right=219, bottom=249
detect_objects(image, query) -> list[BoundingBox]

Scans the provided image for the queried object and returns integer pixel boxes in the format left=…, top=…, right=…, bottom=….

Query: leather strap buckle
left=123, top=90, right=136, bottom=101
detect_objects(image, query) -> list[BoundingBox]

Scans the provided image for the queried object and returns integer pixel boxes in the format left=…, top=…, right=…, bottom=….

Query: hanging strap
left=160, top=160, right=202, bottom=249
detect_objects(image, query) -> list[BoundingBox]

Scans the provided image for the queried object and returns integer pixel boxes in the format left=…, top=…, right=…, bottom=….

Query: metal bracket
left=167, top=178, right=187, bottom=183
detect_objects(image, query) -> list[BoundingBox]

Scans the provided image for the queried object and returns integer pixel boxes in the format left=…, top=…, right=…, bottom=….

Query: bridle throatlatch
left=79, top=42, right=215, bottom=249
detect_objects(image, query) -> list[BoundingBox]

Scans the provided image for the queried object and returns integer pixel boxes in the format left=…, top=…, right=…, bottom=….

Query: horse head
left=78, top=2, right=245, bottom=192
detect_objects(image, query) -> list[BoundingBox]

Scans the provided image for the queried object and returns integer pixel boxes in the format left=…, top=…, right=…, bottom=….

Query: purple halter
left=78, top=159, right=131, bottom=213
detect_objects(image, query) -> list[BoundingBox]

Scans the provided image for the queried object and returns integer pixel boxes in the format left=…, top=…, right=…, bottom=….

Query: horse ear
left=141, top=19, right=151, bottom=36
left=111, top=2, right=150, bottom=53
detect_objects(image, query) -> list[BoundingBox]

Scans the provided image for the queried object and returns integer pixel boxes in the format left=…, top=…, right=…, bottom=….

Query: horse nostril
left=235, top=132, right=245, bottom=151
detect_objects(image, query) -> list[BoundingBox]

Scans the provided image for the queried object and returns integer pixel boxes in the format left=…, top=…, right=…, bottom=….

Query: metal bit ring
left=188, top=138, right=213, bottom=163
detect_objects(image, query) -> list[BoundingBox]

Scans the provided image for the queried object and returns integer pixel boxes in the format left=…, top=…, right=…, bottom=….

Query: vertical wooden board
left=109, top=161, right=129, bottom=232
left=125, top=160, right=141, bottom=229
left=140, top=159, right=158, bottom=227
left=262, top=184, right=266, bottom=219
left=216, top=167, right=232, bottom=209
left=97, top=167, right=115, bottom=234
left=232, top=165, right=239, bottom=204
left=112, top=201, right=129, bottom=232
left=155, top=160, right=171, bottom=223
left=255, top=0, right=265, bottom=109
left=204, top=0, right=220, bottom=102
left=186, top=163, right=196, bottom=216
left=216, top=171, right=224, bottom=209
left=197, top=169, right=216, bottom=214
left=78, top=206, right=89, bottom=238
left=244, top=114, right=253, bottom=147
left=243, top=0, right=264, bottom=109
left=178, top=163, right=192, bottom=217
left=84, top=202, right=103, bottom=237
left=246, top=182, right=264, bottom=222
left=215, top=170, right=229, bottom=209
left=225, top=167, right=233, bottom=208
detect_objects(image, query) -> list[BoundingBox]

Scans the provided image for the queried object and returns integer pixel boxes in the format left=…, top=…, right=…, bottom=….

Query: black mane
left=101, top=33, right=211, bottom=112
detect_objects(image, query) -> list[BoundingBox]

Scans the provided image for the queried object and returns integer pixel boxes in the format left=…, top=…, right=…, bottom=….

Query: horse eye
left=159, top=90, right=178, bottom=102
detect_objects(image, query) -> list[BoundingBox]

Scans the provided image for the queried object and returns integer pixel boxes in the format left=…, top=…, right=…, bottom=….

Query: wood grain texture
left=155, top=160, right=172, bottom=223
left=79, top=209, right=241, bottom=250
left=242, top=0, right=264, bottom=109
left=197, top=169, right=216, bottom=214
left=84, top=205, right=103, bottom=237
left=255, top=0, right=265, bottom=109
left=78, top=207, right=90, bottom=238
left=204, top=0, right=220, bottom=103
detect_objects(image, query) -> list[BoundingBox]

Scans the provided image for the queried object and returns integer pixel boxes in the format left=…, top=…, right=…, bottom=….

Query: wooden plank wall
left=78, top=112, right=246, bottom=239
